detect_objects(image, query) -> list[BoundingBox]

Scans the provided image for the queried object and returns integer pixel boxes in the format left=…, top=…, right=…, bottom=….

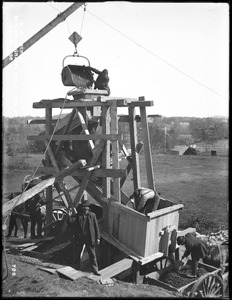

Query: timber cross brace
left=26, top=91, right=156, bottom=223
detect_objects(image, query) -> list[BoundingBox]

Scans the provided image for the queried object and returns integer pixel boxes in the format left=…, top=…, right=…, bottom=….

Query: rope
left=80, top=3, right=87, bottom=36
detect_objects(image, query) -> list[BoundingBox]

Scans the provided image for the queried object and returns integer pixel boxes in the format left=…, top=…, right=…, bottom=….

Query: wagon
left=143, top=256, right=226, bottom=298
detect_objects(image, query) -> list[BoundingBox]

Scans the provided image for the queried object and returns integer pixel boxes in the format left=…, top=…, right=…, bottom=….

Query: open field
left=2, top=152, right=228, bottom=297
left=3, top=152, right=228, bottom=232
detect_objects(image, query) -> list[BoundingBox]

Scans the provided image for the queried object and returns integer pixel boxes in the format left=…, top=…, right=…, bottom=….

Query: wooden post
left=45, top=107, right=53, bottom=226
left=101, top=105, right=111, bottom=233
left=128, top=107, right=140, bottom=190
left=132, top=261, right=141, bottom=284
left=139, top=96, right=155, bottom=190
left=111, top=101, right=121, bottom=202
left=101, top=105, right=111, bottom=199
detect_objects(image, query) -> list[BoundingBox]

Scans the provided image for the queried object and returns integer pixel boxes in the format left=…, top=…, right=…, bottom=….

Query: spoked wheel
left=153, top=256, right=172, bottom=271
left=190, top=273, right=224, bottom=298
left=52, top=209, right=69, bottom=221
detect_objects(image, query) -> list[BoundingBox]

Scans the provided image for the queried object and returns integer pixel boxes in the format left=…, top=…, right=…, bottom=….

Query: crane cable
left=86, top=8, right=227, bottom=101
left=2, top=87, right=76, bottom=281
left=80, top=3, right=87, bottom=36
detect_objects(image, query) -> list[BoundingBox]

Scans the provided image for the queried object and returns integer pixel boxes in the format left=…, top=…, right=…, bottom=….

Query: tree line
left=3, top=115, right=228, bottom=156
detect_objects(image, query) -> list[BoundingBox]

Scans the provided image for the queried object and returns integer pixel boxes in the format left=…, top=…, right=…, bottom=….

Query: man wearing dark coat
left=72, top=200, right=101, bottom=275
left=86, top=66, right=110, bottom=95
left=177, top=232, right=210, bottom=277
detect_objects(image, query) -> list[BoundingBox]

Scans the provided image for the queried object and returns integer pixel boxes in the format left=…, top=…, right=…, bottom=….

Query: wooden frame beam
left=139, top=96, right=155, bottom=190
left=128, top=107, right=140, bottom=190
left=33, top=99, right=154, bottom=109
left=73, top=139, right=106, bottom=207
left=27, top=134, right=122, bottom=141
left=111, top=101, right=121, bottom=202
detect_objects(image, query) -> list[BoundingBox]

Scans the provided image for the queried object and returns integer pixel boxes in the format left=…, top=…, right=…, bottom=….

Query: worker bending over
left=130, top=187, right=160, bottom=215
left=177, top=232, right=210, bottom=277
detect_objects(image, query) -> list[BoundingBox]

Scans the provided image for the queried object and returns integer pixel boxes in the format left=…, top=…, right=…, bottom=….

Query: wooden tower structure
left=21, top=88, right=183, bottom=280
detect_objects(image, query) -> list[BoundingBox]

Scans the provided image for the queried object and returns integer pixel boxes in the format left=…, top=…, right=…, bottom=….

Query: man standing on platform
left=72, top=200, right=101, bottom=275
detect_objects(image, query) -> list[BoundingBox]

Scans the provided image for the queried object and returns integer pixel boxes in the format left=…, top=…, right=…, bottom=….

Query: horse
left=6, top=192, right=30, bottom=238
left=6, top=192, right=46, bottom=239
left=203, top=242, right=229, bottom=274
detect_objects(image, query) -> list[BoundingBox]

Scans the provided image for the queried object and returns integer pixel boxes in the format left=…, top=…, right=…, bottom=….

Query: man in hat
left=72, top=200, right=101, bottom=275
left=177, top=232, right=210, bottom=277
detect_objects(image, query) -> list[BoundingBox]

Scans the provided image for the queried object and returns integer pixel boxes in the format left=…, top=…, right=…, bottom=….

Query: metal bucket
left=61, top=65, right=94, bottom=88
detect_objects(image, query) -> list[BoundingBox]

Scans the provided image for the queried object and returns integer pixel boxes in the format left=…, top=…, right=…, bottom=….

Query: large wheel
left=189, top=273, right=224, bottom=298
left=52, top=208, right=69, bottom=221
left=153, top=256, right=172, bottom=271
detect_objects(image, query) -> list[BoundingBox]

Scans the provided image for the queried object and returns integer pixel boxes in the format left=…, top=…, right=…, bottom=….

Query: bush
left=180, top=211, right=227, bottom=234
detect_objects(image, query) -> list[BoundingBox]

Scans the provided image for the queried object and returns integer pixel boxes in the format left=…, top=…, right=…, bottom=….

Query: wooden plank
left=90, top=258, right=133, bottom=280
left=27, top=119, right=57, bottom=125
left=24, top=251, right=52, bottom=260
left=45, top=106, right=53, bottom=225
left=120, top=142, right=143, bottom=188
left=27, top=134, right=122, bottom=141
left=75, top=107, right=95, bottom=150
left=33, top=100, right=109, bottom=109
left=101, top=105, right=111, bottom=199
left=97, top=96, right=137, bottom=102
left=101, top=231, right=142, bottom=263
left=13, top=242, right=35, bottom=249
left=139, top=252, right=164, bottom=266
left=128, top=100, right=154, bottom=107
left=111, top=101, right=121, bottom=202
left=37, top=267, right=57, bottom=275
left=128, top=108, right=141, bottom=190
left=147, top=204, right=184, bottom=219
left=33, top=99, right=154, bottom=109
left=38, top=167, right=127, bottom=178
left=73, top=139, right=106, bottom=207
left=21, top=245, right=41, bottom=252
left=56, top=266, right=89, bottom=281
left=139, top=96, right=155, bottom=190
left=68, top=88, right=109, bottom=96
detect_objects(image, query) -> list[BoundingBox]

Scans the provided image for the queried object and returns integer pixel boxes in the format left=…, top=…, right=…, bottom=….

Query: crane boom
left=3, top=2, right=85, bottom=68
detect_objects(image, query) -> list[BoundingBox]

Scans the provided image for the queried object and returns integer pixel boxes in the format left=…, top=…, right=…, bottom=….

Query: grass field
left=3, top=152, right=228, bottom=233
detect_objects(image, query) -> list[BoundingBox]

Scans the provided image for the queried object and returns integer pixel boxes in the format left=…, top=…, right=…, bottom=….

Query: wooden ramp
left=101, top=231, right=163, bottom=265
left=56, top=266, right=89, bottom=281
left=88, top=258, right=133, bottom=282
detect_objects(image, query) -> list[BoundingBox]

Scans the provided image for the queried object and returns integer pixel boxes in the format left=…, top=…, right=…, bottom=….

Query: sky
left=2, top=2, right=229, bottom=118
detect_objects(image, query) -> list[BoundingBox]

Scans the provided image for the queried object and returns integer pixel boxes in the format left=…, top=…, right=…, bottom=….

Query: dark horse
left=203, top=242, right=229, bottom=274
left=6, top=192, right=30, bottom=238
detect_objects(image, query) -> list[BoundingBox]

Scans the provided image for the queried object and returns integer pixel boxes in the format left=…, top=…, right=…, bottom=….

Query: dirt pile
left=161, top=265, right=207, bottom=289
left=197, top=230, right=228, bottom=246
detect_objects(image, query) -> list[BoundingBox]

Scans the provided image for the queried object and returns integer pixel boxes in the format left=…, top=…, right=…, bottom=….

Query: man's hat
left=82, top=200, right=90, bottom=207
